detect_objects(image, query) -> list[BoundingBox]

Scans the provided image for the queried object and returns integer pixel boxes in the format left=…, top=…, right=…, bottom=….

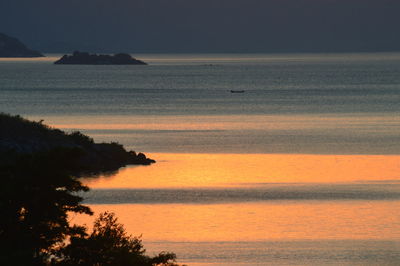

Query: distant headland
left=0, top=113, right=155, bottom=176
left=54, top=51, right=147, bottom=65
left=0, top=33, right=44, bottom=57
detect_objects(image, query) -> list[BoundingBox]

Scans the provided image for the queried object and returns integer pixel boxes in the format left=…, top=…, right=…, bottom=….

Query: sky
left=0, top=0, right=399, bottom=53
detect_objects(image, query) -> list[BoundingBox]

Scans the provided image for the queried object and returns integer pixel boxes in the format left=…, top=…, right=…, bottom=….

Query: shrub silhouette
left=0, top=148, right=181, bottom=265
left=0, top=148, right=92, bottom=265
left=0, top=114, right=176, bottom=265
left=60, top=212, right=180, bottom=266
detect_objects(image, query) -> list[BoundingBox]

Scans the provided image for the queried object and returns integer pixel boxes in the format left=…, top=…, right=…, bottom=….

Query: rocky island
left=54, top=51, right=147, bottom=65
left=0, top=32, right=44, bottom=57
left=0, top=113, right=155, bottom=175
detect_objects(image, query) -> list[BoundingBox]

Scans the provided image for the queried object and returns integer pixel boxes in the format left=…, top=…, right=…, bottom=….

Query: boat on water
left=230, top=90, right=245, bottom=93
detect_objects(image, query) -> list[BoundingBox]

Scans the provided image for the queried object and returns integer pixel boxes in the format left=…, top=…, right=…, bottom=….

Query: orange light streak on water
left=72, top=201, right=400, bottom=242
left=84, top=153, right=400, bottom=189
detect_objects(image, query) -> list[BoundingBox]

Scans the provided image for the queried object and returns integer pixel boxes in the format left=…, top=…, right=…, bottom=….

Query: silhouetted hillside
left=54, top=51, right=147, bottom=65
left=0, top=116, right=178, bottom=266
left=0, top=113, right=155, bottom=174
left=0, top=33, right=43, bottom=57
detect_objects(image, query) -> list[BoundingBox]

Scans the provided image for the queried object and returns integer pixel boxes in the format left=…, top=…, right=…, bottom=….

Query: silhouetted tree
left=0, top=114, right=178, bottom=265
left=60, top=212, right=179, bottom=266
left=0, top=148, right=92, bottom=265
left=68, top=131, right=94, bottom=147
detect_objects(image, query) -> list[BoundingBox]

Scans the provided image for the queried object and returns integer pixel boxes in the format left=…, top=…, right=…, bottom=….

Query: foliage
left=0, top=148, right=181, bottom=265
left=60, top=212, right=179, bottom=266
left=0, top=113, right=155, bottom=172
left=68, top=131, right=94, bottom=147
left=0, top=148, right=92, bottom=265
left=0, top=114, right=174, bottom=265
left=0, top=113, right=92, bottom=152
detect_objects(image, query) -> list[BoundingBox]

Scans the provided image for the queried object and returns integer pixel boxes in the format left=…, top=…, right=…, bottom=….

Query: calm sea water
left=1, top=53, right=400, bottom=154
left=1, top=53, right=400, bottom=265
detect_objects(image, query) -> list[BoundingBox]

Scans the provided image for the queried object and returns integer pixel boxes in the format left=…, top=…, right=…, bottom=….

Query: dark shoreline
left=0, top=113, right=155, bottom=176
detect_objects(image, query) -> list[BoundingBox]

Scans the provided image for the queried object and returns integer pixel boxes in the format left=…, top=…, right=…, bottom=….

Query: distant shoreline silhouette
left=0, top=32, right=44, bottom=57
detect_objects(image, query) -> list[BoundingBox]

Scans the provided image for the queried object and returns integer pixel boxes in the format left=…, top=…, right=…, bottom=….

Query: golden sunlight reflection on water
left=74, top=153, right=400, bottom=243
left=72, top=152, right=400, bottom=259
left=72, top=201, right=400, bottom=242
left=83, top=153, right=400, bottom=189
left=46, top=114, right=400, bottom=132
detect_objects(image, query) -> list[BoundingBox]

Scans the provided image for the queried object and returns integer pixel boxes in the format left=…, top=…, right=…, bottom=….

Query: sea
left=1, top=53, right=400, bottom=265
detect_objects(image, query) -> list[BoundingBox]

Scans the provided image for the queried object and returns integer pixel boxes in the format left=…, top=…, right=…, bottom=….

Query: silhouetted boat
left=230, top=90, right=245, bottom=93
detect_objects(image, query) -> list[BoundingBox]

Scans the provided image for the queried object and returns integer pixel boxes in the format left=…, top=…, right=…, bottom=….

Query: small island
left=54, top=51, right=147, bottom=65
left=0, top=32, right=44, bottom=57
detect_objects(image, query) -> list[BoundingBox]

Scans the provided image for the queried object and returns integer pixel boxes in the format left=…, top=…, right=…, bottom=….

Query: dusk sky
left=1, top=0, right=399, bottom=53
